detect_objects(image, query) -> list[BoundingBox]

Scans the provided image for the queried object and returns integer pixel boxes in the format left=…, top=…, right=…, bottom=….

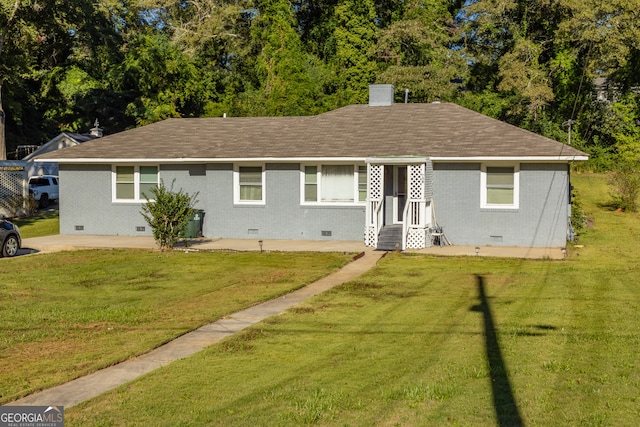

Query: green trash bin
left=184, top=210, right=204, bottom=238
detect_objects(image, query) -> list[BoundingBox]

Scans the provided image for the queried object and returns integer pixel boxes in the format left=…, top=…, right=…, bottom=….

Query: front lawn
left=0, top=250, right=353, bottom=403
left=5, top=173, right=640, bottom=426
left=63, top=173, right=640, bottom=426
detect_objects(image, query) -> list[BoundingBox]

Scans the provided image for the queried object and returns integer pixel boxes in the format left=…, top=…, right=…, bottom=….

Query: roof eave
left=47, top=155, right=589, bottom=164
left=430, top=156, right=589, bottom=162
left=47, top=157, right=369, bottom=164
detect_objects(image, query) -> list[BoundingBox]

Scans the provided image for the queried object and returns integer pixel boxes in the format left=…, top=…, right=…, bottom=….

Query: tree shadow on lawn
left=471, top=275, right=524, bottom=427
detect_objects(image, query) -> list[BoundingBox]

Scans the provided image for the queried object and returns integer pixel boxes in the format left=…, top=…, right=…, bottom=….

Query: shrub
left=570, top=186, right=586, bottom=237
left=0, top=194, right=38, bottom=217
left=140, top=180, right=199, bottom=250
left=0, top=194, right=24, bottom=217
left=609, top=159, right=640, bottom=212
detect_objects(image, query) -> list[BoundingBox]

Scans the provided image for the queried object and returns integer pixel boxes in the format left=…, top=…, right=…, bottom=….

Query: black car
left=0, top=218, right=21, bottom=257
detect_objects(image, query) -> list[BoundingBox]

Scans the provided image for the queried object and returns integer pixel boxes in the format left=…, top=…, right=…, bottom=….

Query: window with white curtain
left=321, top=165, right=354, bottom=202
left=302, top=164, right=366, bottom=204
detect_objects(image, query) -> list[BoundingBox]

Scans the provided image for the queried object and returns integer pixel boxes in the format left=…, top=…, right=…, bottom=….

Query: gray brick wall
left=60, top=163, right=365, bottom=241
left=432, top=162, right=569, bottom=247
left=60, top=161, right=569, bottom=247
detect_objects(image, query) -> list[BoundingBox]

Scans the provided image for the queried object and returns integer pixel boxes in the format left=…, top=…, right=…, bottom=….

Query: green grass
left=13, top=210, right=60, bottom=238
left=0, top=250, right=353, bottom=403
left=7, top=173, right=640, bottom=426
left=70, top=251, right=640, bottom=426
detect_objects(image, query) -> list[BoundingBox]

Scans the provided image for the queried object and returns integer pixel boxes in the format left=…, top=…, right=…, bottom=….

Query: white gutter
left=366, top=156, right=430, bottom=164
left=430, top=156, right=589, bottom=162
left=44, top=155, right=589, bottom=164
left=43, top=157, right=371, bottom=164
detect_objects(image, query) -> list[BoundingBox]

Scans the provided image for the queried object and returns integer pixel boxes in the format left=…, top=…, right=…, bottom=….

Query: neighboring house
left=23, top=121, right=103, bottom=177
left=36, top=85, right=588, bottom=250
left=0, top=122, right=103, bottom=217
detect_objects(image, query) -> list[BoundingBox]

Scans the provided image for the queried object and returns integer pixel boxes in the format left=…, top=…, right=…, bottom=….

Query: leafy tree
left=332, top=0, right=378, bottom=104
left=135, top=0, right=251, bottom=53
left=558, top=0, right=640, bottom=81
left=0, top=0, right=60, bottom=158
left=1, top=0, right=130, bottom=155
left=295, top=0, right=339, bottom=61
left=140, top=180, right=199, bottom=251
left=496, top=37, right=554, bottom=119
left=119, top=33, right=205, bottom=125
left=462, top=0, right=565, bottom=122
left=236, top=0, right=333, bottom=116
left=375, top=0, right=465, bottom=102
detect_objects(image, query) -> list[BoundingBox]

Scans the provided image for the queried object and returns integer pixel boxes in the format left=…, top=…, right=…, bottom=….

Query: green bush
left=609, top=159, right=640, bottom=212
left=570, top=185, right=586, bottom=236
left=140, top=180, right=199, bottom=250
left=0, top=194, right=39, bottom=218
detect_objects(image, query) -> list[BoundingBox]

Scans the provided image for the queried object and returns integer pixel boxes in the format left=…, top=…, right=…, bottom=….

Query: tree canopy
left=1, top=0, right=639, bottom=168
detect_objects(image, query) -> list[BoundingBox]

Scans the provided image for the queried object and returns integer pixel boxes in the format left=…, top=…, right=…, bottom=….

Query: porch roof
left=36, top=103, right=588, bottom=162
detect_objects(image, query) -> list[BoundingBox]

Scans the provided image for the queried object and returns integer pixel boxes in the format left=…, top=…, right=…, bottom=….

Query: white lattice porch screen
left=364, top=164, right=383, bottom=247
left=404, top=163, right=429, bottom=249
left=0, top=163, right=27, bottom=217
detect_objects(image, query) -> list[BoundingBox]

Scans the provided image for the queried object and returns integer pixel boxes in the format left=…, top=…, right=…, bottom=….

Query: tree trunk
left=0, top=25, right=6, bottom=160
left=0, top=84, right=6, bottom=160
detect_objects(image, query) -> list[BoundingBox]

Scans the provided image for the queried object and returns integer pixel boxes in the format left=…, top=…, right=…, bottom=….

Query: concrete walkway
left=18, top=234, right=566, bottom=259
left=11, top=248, right=385, bottom=408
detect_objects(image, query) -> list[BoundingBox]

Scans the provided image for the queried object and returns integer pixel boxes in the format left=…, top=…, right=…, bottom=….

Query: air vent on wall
left=136, top=226, right=146, bottom=232
left=321, top=230, right=332, bottom=237
left=75, top=225, right=84, bottom=231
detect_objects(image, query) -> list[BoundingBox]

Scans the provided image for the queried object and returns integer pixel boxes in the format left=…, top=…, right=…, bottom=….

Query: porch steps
left=376, top=225, right=403, bottom=251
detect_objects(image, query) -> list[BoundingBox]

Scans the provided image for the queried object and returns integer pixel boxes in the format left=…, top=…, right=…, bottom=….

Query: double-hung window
left=113, top=165, right=158, bottom=202
left=235, top=165, right=265, bottom=204
left=302, top=164, right=367, bottom=204
left=481, top=164, right=519, bottom=209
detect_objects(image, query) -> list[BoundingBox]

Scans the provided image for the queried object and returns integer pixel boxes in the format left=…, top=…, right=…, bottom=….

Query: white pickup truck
left=28, top=175, right=59, bottom=208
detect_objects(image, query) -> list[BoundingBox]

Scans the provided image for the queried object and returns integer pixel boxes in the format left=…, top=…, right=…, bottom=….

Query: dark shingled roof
left=37, top=103, right=588, bottom=161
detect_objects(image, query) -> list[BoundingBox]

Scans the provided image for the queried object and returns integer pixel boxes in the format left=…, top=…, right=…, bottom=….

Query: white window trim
left=300, top=164, right=367, bottom=206
left=111, top=165, right=159, bottom=203
left=480, top=163, right=519, bottom=209
left=234, top=164, right=266, bottom=205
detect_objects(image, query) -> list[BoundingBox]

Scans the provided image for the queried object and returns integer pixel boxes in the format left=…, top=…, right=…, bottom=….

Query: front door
left=384, top=165, right=407, bottom=224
